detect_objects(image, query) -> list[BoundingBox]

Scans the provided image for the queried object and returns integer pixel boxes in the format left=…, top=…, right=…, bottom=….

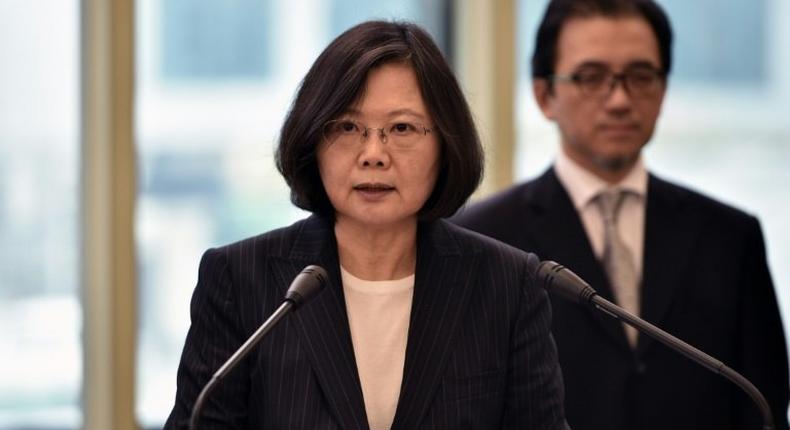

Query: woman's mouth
left=353, top=183, right=395, bottom=200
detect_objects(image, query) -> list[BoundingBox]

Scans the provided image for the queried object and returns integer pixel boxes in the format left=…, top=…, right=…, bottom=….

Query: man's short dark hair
left=531, top=0, right=673, bottom=79
left=276, top=20, right=483, bottom=221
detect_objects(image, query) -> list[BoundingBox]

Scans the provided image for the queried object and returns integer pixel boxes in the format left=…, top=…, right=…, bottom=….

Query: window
left=134, top=1, right=450, bottom=426
left=664, top=0, right=767, bottom=84
left=0, top=1, right=81, bottom=428
left=160, top=0, right=274, bottom=81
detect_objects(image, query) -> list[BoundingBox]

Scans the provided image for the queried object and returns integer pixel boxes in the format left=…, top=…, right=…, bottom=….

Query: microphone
left=189, top=265, right=329, bottom=430
left=537, top=260, right=776, bottom=430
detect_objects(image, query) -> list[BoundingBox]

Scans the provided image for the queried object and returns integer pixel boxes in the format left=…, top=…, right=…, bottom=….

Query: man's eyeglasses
left=322, top=119, right=433, bottom=150
left=550, top=66, right=665, bottom=99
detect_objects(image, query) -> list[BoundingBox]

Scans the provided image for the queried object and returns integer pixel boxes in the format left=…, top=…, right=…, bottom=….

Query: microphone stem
left=215, top=300, right=293, bottom=379
left=189, top=300, right=294, bottom=430
left=589, top=295, right=775, bottom=430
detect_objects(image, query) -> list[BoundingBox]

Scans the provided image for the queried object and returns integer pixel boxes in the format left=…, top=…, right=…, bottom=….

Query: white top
left=553, top=150, right=648, bottom=276
left=341, top=266, right=415, bottom=430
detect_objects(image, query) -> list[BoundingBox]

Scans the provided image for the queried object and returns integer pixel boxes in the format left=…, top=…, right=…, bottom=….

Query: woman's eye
left=391, top=123, right=415, bottom=134
left=339, top=121, right=358, bottom=133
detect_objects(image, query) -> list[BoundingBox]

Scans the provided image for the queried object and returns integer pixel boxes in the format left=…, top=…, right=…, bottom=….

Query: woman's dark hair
left=276, top=20, right=483, bottom=221
left=531, top=0, right=673, bottom=79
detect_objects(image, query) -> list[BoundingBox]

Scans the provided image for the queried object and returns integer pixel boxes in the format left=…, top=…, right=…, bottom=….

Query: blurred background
left=0, top=0, right=787, bottom=429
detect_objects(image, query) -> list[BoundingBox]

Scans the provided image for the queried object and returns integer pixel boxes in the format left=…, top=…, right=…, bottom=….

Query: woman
left=165, top=20, right=568, bottom=430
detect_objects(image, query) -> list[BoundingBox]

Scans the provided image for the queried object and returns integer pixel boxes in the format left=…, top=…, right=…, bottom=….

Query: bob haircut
left=276, top=20, right=483, bottom=221
left=531, top=0, right=673, bottom=80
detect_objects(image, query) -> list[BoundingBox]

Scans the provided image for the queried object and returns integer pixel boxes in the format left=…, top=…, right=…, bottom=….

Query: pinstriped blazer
left=164, top=214, right=569, bottom=429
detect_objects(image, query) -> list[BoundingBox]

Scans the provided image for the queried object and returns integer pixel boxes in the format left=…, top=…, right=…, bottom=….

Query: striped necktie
left=596, top=188, right=640, bottom=347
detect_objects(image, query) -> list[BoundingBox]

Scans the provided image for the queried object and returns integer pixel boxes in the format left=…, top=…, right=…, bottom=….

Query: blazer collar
left=392, top=220, right=474, bottom=429
left=527, top=168, right=632, bottom=352
left=637, top=174, right=702, bottom=354
left=279, top=215, right=474, bottom=429
left=272, top=214, right=369, bottom=429
left=527, top=170, right=704, bottom=355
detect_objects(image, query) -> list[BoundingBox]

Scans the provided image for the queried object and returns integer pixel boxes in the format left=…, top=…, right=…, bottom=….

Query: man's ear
left=532, top=78, right=556, bottom=121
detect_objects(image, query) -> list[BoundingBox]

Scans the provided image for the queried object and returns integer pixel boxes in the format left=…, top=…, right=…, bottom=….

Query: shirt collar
left=554, top=149, right=648, bottom=211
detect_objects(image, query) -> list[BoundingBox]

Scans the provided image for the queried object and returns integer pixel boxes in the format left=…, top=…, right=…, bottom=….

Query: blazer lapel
left=273, top=215, right=369, bottom=430
left=636, top=175, right=701, bottom=355
left=527, top=169, right=631, bottom=352
left=391, top=220, right=478, bottom=429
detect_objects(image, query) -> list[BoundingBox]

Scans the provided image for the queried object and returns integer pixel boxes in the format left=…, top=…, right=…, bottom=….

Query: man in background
left=452, top=1, right=789, bottom=429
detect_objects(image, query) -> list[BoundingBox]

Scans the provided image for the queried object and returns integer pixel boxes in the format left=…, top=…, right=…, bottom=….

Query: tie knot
left=596, top=188, right=625, bottom=223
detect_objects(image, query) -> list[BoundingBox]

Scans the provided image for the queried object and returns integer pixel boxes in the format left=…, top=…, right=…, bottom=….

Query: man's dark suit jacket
left=452, top=168, right=789, bottom=430
left=164, top=214, right=569, bottom=429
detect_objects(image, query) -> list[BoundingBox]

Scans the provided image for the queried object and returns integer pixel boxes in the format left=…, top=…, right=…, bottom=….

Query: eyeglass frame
left=549, top=64, right=666, bottom=99
left=321, top=119, right=434, bottom=149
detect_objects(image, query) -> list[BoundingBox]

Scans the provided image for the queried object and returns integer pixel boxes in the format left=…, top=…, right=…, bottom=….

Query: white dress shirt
left=553, top=150, right=648, bottom=278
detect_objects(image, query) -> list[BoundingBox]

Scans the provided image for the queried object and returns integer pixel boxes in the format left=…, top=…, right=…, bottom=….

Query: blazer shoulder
left=450, top=173, right=558, bottom=248
left=439, top=220, right=541, bottom=273
left=652, top=175, right=761, bottom=229
left=454, top=181, right=534, bottom=222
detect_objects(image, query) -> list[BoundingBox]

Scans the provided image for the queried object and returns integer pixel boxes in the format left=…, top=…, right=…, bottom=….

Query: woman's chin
left=336, top=211, right=419, bottom=230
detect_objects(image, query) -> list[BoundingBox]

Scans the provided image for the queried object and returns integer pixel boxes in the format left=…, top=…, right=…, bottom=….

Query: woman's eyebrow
left=386, top=108, right=426, bottom=119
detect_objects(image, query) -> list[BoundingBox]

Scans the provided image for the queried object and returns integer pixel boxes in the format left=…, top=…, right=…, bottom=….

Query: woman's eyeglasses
left=322, top=119, right=433, bottom=150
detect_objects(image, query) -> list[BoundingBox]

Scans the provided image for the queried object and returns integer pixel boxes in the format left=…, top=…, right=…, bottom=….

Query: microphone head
left=537, top=260, right=597, bottom=305
left=285, top=265, right=328, bottom=308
